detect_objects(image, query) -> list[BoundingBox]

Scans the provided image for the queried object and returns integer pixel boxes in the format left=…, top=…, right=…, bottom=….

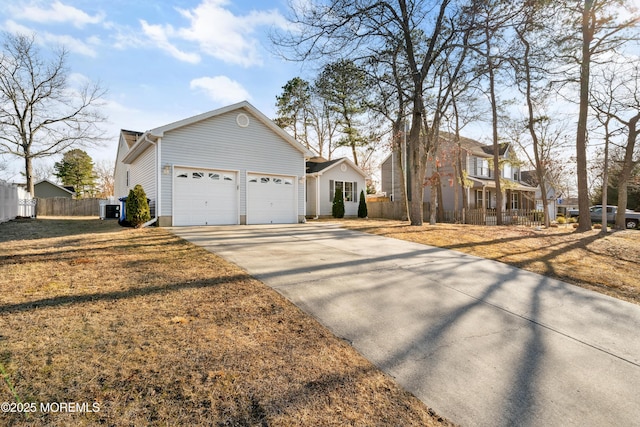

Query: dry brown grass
left=0, top=218, right=450, bottom=426
left=332, top=218, right=640, bottom=305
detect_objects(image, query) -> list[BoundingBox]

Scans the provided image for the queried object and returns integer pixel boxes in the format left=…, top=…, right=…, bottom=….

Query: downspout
left=141, top=133, right=158, bottom=228
left=391, top=152, right=395, bottom=201
left=315, top=173, right=320, bottom=219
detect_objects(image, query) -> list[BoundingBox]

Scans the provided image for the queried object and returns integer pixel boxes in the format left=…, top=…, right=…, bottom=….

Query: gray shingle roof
left=306, top=158, right=343, bottom=174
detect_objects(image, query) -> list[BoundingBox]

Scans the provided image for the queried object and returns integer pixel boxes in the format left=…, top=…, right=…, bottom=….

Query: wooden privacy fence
left=366, top=200, right=431, bottom=221
left=366, top=200, right=544, bottom=226
left=36, top=198, right=104, bottom=216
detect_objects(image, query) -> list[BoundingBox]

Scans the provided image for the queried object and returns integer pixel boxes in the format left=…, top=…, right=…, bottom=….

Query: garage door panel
left=248, top=174, right=296, bottom=224
left=173, top=168, right=238, bottom=226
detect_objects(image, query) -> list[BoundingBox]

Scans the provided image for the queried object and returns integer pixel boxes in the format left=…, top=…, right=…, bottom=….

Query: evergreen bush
left=332, top=187, right=345, bottom=218
left=126, top=184, right=151, bottom=228
left=357, top=190, right=368, bottom=218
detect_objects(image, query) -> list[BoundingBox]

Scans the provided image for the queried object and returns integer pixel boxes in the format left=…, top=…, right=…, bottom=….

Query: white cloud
left=140, top=20, right=201, bottom=64
left=10, top=1, right=104, bottom=28
left=3, top=20, right=98, bottom=57
left=190, top=76, right=251, bottom=104
left=141, top=0, right=288, bottom=67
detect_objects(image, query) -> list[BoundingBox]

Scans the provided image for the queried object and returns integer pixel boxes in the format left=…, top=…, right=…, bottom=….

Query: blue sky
left=1, top=0, right=309, bottom=179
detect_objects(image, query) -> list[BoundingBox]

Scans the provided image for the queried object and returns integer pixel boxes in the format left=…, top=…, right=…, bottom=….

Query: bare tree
left=557, top=1, right=639, bottom=231
left=95, top=159, right=115, bottom=198
left=512, top=0, right=562, bottom=228
left=275, top=0, right=461, bottom=225
left=462, top=0, right=527, bottom=225
left=366, top=34, right=414, bottom=219
left=0, top=33, right=107, bottom=196
left=608, top=69, right=640, bottom=229
left=590, top=61, right=625, bottom=231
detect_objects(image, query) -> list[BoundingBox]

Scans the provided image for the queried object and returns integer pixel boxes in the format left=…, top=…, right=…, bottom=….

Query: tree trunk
left=351, top=140, right=359, bottom=166
left=430, top=179, right=438, bottom=225
left=393, top=122, right=409, bottom=221
left=575, top=0, right=594, bottom=232
left=25, top=155, right=34, bottom=196
left=486, top=33, right=503, bottom=225
left=436, top=173, right=444, bottom=223
left=489, top=72, right=503, bottom=225
left=601, top=135, right=609, bottom=234
left=408, top=116, right=426, bottom=226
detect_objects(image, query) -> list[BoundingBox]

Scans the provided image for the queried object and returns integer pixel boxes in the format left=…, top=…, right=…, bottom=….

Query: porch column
left=483, top=186, right=487, bottom=210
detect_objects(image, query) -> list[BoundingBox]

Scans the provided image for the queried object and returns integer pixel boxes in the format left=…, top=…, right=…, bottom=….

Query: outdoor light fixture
left=162, top=164, right=171, bottom=175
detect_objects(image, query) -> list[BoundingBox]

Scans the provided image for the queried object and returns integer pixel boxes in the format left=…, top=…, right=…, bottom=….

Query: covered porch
left=469, top=178, right=536, bottom=211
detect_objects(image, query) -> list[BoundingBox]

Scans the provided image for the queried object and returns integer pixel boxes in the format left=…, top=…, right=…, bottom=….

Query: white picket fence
left=0, top=181, right=35, bottom=223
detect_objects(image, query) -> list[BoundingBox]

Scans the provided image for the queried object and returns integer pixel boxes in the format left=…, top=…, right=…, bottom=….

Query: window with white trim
left=329, top=180, right=358, bottom=203
left=511, top=193, right=519, bottom=210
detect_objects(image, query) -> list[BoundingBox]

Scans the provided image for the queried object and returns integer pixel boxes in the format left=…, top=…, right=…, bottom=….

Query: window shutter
left=329, top=180, right=334, bottom=201
left=354, top=182, right=358, bottom=202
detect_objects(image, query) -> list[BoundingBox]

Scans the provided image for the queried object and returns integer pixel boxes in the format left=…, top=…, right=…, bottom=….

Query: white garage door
left=173, top=168, right=238, bottom=226
left=247, top=174, right=297, bottom=224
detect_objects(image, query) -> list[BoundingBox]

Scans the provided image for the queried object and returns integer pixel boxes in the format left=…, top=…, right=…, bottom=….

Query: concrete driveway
left=171, top=223, right=640, bottom=427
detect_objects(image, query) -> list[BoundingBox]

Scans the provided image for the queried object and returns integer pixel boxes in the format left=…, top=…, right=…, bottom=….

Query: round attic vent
left=340, top=163, right=347, bottom=172
left=236, top=113, right=250, bottom=128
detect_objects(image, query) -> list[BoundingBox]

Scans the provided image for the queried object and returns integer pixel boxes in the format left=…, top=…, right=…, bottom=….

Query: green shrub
left=332, top=187, right=345, bottom=218
left=568, top=217, right=577, bottom=224
left=126, top=184, right=151, bottom=228
left=557, top=216, right=566, bottom=224
left=357, top=190, right=368, bottom=218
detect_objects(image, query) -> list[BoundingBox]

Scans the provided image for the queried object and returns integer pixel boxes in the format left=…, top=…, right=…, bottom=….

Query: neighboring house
left=520, top=171, right=557, bottom=221
left=34, top=179, right=75, bottom=199
left=306, top=157, right=367, bottom=217
left=556, top=197, right=579, bottom=217
left=380, top=152, right=405, bottom=202
left=381, top=133, right=536, bottom=212
left=114, top=101, right=313, bottom=226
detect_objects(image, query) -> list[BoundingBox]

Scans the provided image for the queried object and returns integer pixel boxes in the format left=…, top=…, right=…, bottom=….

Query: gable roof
left=34, top=179, right=75, bottom=195
left=122, top=101, right=312, bottom=164
left=381, top=132, right=511, bottom=169
left=306, top=157, right=342, bottom=174
left=306, top=157, right=367, bottom=178
left=439, top=131, right=509, bottom=157
left=121, top=129, right=143, bottom=149
left=520, top=170, right=537, bottom=186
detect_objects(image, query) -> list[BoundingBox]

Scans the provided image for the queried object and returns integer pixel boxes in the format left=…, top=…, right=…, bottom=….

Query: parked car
left=568, top=205, right=640, bottom=229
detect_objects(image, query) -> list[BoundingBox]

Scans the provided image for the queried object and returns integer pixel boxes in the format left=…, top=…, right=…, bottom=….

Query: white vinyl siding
left=313, top=162, right=366, bottom=216
left=160, top=109, right=305, bottom=220
left=129, top=146, right=156, bottom=208
left=114, top=135, right=131, bottom=199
